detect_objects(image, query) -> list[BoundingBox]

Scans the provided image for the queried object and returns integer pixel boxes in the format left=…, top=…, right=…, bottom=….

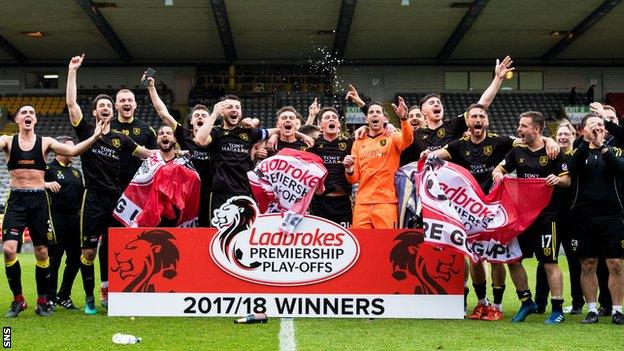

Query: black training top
left=74, top=116, right=138, bottom=193
left=45, top=158, right=84, bottom=214
left=174, top=123, right=213, bottom=193
left=111, top=117, right=157, bottom=188
left=445, top=132, right=514, bottom=193
left=499, top=144, right=568, bottom=221
left=568, top=140, right=624, bottom=219
left=208, top=125, right=268, bottom=194
left=266, top=139, right=309, bottom=157
left=309, top=135, right=354, bottom=195
left=7, top=135, right=46, bottom=171
left=400, top=114, right=467, bottom=166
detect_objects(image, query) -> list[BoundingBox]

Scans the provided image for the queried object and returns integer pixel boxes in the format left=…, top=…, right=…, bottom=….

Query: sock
left=101, top=281, right=108, bottom=289
left=493, top=303, right=503, bottom=312
left=5, top=258, right=22, bottom=297
left=516, top=289, right=533, bottom=304
left=613, top=306, right=623, bottom=315
left=99, top=236, right=108, bottom=282
left=492, top=285, right=506, bottom=305
left=80, top=255, right=95, bottom=297
left=473, top=282, right=487, bottom=304
left=551, top=297, right=564, bottom=313
left=35, top=258, right=51, bottom=301
left=588, top=302, right=598, bottom=313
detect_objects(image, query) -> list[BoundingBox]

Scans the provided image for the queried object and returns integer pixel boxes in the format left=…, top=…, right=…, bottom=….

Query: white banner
left=109, top=293, right=463, bottom=319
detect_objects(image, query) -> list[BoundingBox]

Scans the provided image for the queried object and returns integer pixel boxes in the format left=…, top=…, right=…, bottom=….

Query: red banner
left=108, top=219, right=463, bottom=318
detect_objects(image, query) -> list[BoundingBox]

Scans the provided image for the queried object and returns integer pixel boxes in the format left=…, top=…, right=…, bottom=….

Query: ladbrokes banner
left=417, top=156, right=552, bottom=262
left=109, top=196, right=463, bottom=319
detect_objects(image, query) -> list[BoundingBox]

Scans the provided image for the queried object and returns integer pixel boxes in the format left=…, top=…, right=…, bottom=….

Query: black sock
left=99, top=236, right=108, bottom=282
left=464, top=287, right=469, bottom=308
left=516, top=289, right=533, bottom=304
left=492, top=285, right=506, bottom=305
left=5, top=259, right=22, bottom=297
left=35, top=258, right=51, bottom=302
left=473, top=282, right=487, bottom=301
left=551, top=298, right=564, bottom=313
left=80, top=255, right=95, bottom=297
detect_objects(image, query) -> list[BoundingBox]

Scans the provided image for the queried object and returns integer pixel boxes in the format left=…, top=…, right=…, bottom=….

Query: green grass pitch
left=1, top=254, right=621, bottom=350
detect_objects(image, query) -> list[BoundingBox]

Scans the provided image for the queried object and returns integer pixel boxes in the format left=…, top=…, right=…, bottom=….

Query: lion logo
left=212, top=196, right=261, bottom=270
left=539, top=155, right=548, bottom=166
left=483, top=145, right=492, bottom=155
left=239, top=133, right=250, bottom=141
left=437, top=128, right=446, bottom=138
left=338, top=142, right=347, bottom=151
left=133, top=127, right=141, bottom=136
left=111, top=229, right=180, bottom=292
left=390, top=231, right=460, bottom=294
left=112, top=138, right=121, bottom=148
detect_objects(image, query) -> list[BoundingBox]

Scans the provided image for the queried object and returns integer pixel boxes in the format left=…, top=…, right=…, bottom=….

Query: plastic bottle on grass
left=112, top=333, right=142, bottom=344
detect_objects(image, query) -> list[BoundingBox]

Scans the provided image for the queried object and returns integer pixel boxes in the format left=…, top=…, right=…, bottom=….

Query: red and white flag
left=114, top=153, right=201, bottom=227
left=416, top=156, right=552, bottom=262
left=248, top=148, right=327, bottom=235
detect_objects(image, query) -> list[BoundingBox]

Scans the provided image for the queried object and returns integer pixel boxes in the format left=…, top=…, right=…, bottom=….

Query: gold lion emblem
left=239, top=133, right=249, bottom=141
left=133, top=127, right=141, bottom=136
left=112, top=138, right=121, bottom=148
left=483, top=146, right=492, bottom=155
left=380, top=139, right=387, bottom=146
left=543, top=247, right=551, bottom=257
left=539, top=155, right=548, bottom=166
left=338, top=142, right=347, bottom=151
left=437, top=128, right=446, bottom=138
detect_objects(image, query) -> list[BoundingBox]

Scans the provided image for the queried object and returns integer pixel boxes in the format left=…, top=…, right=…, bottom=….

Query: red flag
left=417, top=156, right=552, bottom=261
left=114, top=153, right=201, bottom=227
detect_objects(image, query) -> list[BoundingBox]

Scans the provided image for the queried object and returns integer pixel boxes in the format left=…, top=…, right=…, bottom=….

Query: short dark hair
left=519, top=111, right=545, bottom=132
left=221, top=94, right=240, bottom=102
left=55, top=135, right=74, bottom=144
left=581, top=113, right=602, bottom=128
left=366, top=101, right=387, bottom=116
left=157, top=124, right=175, bottom=134
left=298, top=124, right=320, bottom=137
left=317, top=106, right=339, bottom=124
left=276, top=106, right=303, bottom=123
left=91, top=94, right=114, bottom=112
left=464, top=103, right=488, bottom=117
left=13, top=105, right=34, bottom=120
left=419, top=93, right=442, bottom=109
left=408, top=105, right=420, bottom=113
left=191, top=104, right=209, bottom=114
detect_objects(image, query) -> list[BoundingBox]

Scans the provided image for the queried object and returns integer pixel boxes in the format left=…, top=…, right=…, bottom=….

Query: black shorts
left=518, top=219, right=559, bottom=264
left=81, top=189, right=119, bottom=249
left=310, top=195, right=352, bottom=228
left=573, top=217, right=624, bottom=259
left=51, top=212, right=80, bottom=248
left=2, top=189, right=55, bottom=247
left=198, top=190, right=212, bottom=227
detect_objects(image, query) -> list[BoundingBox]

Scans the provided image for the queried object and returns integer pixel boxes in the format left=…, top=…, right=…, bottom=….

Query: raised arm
left=306, top=98, right=320, bottom=126
left=145, top=76, right=177, bottom=128
left=48, top=119, right=106, bottom=156
left=66, top=54, right=85, bottom=126
left=194, top=101, right=223, bottom=147
left=478, top=55, right=515, bottom=109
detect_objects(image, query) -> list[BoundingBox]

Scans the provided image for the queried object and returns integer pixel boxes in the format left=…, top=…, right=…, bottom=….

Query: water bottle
left=112, top=333, right=142, bottom=344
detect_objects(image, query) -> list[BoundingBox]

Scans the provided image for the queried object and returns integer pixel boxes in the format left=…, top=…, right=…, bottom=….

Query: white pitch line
left=279, top=317, right=296, bottom=351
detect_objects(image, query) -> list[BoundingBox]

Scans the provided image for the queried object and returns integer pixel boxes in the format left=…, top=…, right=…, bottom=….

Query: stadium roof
left=0, top=0, right=623, bottom=66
